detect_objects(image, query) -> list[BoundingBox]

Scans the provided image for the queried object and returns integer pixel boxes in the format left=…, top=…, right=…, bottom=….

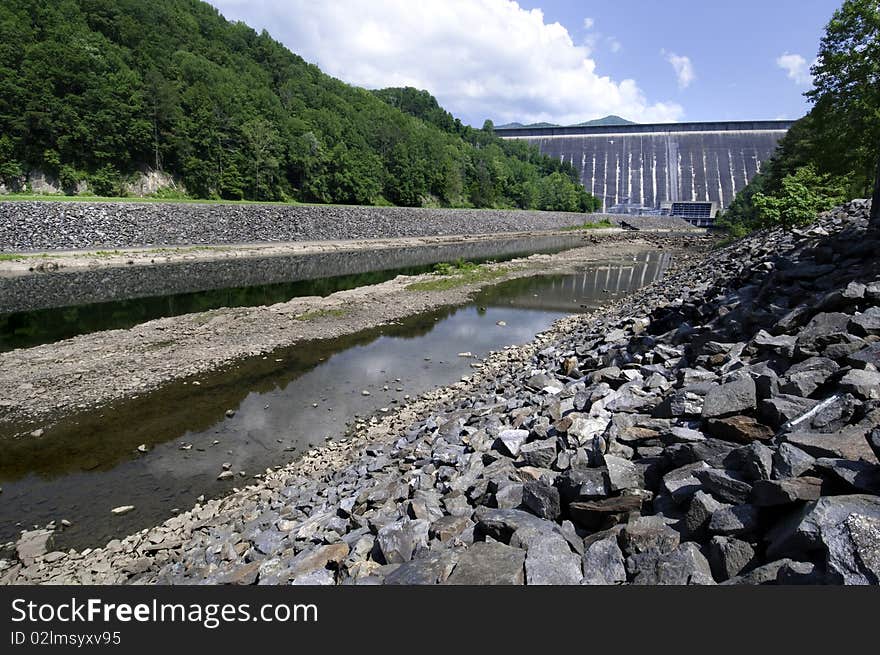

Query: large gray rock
left=701, top=377, right=757, bottom=419
left=685, top=490, right=731, bottom=536
left=708, top=536, right=757, bottom=581
left=760, top=395, right=820, bottom=428
left=604, top=454, right=640, bottom=491
left=620, top=515, right=680, bottom=555
left=445, top=541, right=526, bottom=585
left=751, top=477, right=823, bottom=506
left=824, top=513, right=880, bottom=584
left=795, top=312, right=851, bottom=354
left=751, top=330, right=797, bottom=357
left=814, top=458, right=880, bottom=493
left=779, top=357, right=839, bottom=397
left=694, top=468, right=753, bottom=504
left=709, top=504, right=759, bottom=536
left=15, top=529, right=54, bottom=567
left=525, top=534, right=583, bottom=585
left=581, top=535, right=627, bottom=585
left=377, top=518, right=430, bottom=564
left=557, top=468, right=610, bottom=501
left=521, top=482, right=561, bottom=520
left=848, top=306, right=880, bottom=336
left=384, top=551, right=459, bottom=585
left=662, top=462, right=710, bottom=503
left=627, top=542, right=715, bottom=585
left=496, top=429, right=530, bottom=457
left=517, top=439, right=557, bottom=468
left=766, top=494, right=880, bottom=559
left=726, top=442, right=774, bottom=481
left=838, top=369, right=880, bottom=400
left=784, top=425, right=878, bottom=463
left=773, top=443, right=816, bottom=478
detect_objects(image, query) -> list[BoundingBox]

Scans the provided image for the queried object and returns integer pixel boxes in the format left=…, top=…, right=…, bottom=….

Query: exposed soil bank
left=0, top=232, right=703, bottom=432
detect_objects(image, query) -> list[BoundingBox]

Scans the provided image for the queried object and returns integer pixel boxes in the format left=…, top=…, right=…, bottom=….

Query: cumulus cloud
left=777, top=53, right=813, bottom=86
left=664, top=51, right=695, bottom=90
left=583, top=17, right=595, bottom=30
left=207, top=0, right=683, bottom=125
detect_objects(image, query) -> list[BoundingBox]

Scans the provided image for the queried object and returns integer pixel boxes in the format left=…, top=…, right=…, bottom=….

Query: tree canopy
left=0, top=0, right=598, bottom=212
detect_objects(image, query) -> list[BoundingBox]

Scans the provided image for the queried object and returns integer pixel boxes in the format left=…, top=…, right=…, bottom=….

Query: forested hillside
left=0, top=0, right=599, bottom=211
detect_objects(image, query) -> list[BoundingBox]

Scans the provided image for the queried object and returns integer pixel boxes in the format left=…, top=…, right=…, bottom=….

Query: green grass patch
left=407, top=261, right=509, bottom=291
left=0, top=252, right=51, bottom=261
left=561, top=219, right=615, bottom=231
left=295, top=308, right=348, bottom=321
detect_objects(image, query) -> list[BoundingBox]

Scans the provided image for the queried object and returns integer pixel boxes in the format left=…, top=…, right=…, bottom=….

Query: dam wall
left=498, top=120, right=793, bottom=212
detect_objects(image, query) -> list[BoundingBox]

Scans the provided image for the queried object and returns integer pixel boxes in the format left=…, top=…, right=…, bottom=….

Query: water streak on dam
left=497, top=121, right=793, bottom=212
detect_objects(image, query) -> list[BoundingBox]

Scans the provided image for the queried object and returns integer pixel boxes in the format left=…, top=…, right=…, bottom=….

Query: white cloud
left=583, top=17, right=595, bottom=30
left=607, top=37, right=622, bottom=54
left=207, top=0, right=683, bottom=125
left=664, top=51, right=695, bottom=90
left=776, top=53, right=813, bottom=86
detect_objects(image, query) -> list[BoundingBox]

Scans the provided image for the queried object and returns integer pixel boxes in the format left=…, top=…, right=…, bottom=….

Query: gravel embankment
left=1, top=202, right=601, bottom=251
left=5, top=200, right=878, bottom=585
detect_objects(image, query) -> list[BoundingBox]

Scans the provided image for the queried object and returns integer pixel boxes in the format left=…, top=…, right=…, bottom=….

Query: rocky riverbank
left=0, top=201, right=691, bottom=251
left=4, top=200, right=879, bottom=585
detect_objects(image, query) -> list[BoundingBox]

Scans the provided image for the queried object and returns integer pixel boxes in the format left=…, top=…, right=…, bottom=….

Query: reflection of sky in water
left=0, top=253, right=670, bottom=549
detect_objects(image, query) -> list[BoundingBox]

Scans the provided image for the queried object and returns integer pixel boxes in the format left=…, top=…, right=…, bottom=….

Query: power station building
left=496, top=120, right=793, bottom=227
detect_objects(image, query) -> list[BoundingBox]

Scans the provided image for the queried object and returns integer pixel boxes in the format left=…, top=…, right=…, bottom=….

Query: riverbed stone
left=15, top=530, right=54, bottom=567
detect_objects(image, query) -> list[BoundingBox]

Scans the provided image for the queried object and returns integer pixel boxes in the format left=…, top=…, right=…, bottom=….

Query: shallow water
left=0, top=251, right=670, bottom=550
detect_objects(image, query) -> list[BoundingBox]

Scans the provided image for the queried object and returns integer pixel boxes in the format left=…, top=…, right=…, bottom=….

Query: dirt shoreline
left=0, top=232, right=708, bottom=433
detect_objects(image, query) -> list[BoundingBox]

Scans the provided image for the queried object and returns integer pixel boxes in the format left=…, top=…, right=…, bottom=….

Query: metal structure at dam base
left=497, top=120, right=794, bottom=226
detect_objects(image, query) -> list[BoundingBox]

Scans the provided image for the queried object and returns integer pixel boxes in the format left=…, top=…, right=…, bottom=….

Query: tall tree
left=807, top=0, right=880, bottom=223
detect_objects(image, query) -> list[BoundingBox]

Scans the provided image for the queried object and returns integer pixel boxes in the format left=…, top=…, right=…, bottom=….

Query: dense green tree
left=723, top=0, right=879, bottom=231
left=751, top=165, right=847, bottom=230
left=807, top=0, right=880, bottom=223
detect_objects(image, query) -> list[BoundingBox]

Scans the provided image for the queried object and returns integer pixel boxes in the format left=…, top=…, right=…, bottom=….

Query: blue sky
left=526, top=0, right=840, bottom=122
left=208, top=0, right=842, bottom=126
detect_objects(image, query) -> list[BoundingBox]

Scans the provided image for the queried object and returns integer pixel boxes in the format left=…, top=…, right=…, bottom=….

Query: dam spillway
left=497, top=120, right=793, bottom=213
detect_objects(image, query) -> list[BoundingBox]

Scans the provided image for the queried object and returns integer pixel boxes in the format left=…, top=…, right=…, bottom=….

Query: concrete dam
left=497, top=120, right=793, bottom=221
